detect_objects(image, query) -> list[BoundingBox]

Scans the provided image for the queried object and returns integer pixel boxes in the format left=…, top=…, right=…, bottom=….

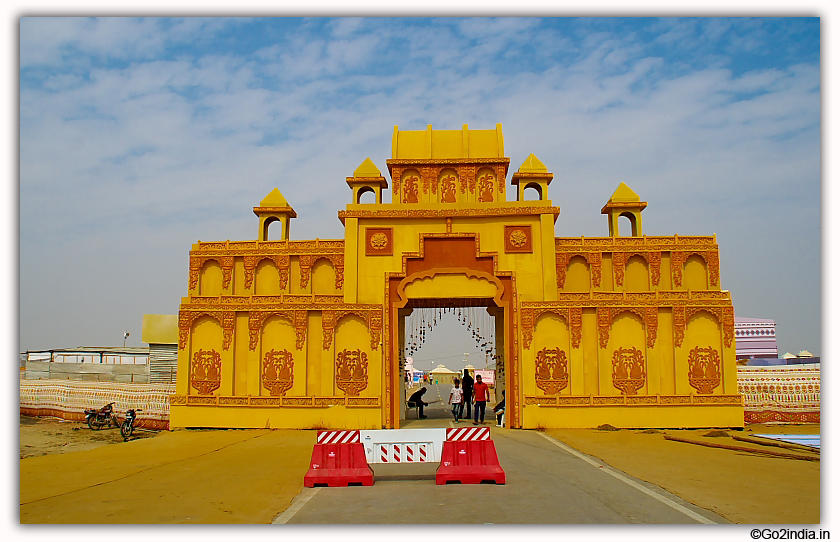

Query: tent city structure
left=170, top=124, right=743, bottom=430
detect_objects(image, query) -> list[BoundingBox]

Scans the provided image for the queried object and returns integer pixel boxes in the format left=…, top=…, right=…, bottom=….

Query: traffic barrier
left=446, top=426, right=490, bottom=441
left=435, top=439, right=506, bottom=485
left=317, top=430, right=360, bottom=444
left=361, top=428, right=446, bottom=463
left=303, top=441, right=374, bottom=487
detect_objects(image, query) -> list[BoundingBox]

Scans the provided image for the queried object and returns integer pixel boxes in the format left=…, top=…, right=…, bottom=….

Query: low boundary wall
left=20, top=379, right=174, bottom=430
left=737, top=364, right=820, bottom=424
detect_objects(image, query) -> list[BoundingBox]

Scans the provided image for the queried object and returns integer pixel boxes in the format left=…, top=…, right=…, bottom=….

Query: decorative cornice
left=338, top=205, right=561, bottom=223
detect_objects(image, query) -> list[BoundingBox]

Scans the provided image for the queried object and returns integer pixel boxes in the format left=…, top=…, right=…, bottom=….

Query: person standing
left=472, top=374, right=490, bottom=425
left=449, top=378, right=464, bottom=423
left=461, top=369, right=474, bottom=419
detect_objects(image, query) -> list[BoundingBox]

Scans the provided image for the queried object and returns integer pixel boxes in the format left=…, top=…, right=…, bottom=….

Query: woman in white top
left=449, top=378, right=464, bottom=423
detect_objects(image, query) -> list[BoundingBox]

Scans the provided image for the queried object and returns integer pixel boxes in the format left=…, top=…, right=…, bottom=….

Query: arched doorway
left=384, top=235, right=519, bottom=429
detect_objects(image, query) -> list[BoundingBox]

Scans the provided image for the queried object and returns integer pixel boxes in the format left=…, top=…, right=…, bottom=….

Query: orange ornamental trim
left=191, top=239, right=344, bottom=254
left=178, top=309, right=235, bottom=350
left=252, top=206, right=298, bottom=219
left=522, top=394, right=743, bottom=407
left=169, top=395, right=383, bottom=408
left=555, top=236, right=716, bottom=251
left=338, top=205, right=562, bottom=223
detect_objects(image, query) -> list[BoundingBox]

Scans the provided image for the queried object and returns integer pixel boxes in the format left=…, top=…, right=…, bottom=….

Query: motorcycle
left=84, top=402, right=118, bottom=430
left=120, top=408, right=143, bottom=439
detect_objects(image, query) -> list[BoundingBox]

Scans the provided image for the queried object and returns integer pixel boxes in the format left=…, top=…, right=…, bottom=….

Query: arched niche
left=625, top=255, right=650, bottom=291
left=401, top=170, right=421, bottom=204
left=260, top=315, right=298, bottom=397
left=312, top=258, right=337, bottom=295
left=618, top=212, right=639, bottom=237
left=684, top=254, right=709, bottom=290
left=606, top=311, right=647, bottom=396
left=334, top=314, right=378, bottom=397
left=189, top=315, right=224, bottom=395
left=199, top=260, right=223, bottom=296
left=255, top=259, right=281, bottom=296
left=566, top=256, right=591, bottom=292
left=357, top=186, right=377, bottom=204
left=263, top=217, right=285, bottom=241
left=684, top=311, right=722, bottom=352
left=523, top=182, right=542, bottom=201
left=438, top=168, right=460, bottom=204
left=530, top=313, right=572, bottom=397
left=476, top=167, right=497, bottom=203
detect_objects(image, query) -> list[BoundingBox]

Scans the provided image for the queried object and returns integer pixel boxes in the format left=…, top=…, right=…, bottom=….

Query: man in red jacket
left=472, top=374, right=490, bottom=425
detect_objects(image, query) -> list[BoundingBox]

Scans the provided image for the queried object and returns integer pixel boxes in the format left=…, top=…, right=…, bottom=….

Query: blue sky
left=18, top=16, right=821, bottom=362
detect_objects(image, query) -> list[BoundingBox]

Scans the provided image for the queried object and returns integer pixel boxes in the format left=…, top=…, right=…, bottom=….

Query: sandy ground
left=20, top=415, right=314, bottom=524
left=20, top=415, right=819, bottom=524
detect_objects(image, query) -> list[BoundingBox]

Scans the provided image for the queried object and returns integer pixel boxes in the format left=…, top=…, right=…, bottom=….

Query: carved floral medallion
left=504, top=225, right=532, bottom=253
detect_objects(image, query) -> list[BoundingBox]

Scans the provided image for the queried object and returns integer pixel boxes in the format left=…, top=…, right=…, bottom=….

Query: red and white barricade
left=317, top=430, right=361, bottom=444
left=361, top=428, right=446, bottom=463
left=445, top=426, right=490, bottom=441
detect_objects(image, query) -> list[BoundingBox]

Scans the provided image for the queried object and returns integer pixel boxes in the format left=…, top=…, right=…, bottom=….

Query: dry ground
left=20, top=415, right=820, bottom=524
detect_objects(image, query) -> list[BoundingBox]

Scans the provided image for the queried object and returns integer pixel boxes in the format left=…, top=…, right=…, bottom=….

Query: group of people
left=407, top=369, right=504, bottom=426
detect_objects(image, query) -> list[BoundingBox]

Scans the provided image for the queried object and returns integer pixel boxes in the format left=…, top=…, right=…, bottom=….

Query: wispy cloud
left=19, top=17, right=820, bottom=356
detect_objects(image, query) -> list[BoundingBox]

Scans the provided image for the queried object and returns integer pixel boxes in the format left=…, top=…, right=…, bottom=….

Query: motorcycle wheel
left=120, top=421, right=133, bottom=439
left=88, top=417, right=100, bottom=430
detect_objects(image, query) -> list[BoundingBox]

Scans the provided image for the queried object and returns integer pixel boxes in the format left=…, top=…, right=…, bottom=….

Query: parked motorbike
left=84, top=402, right=118, bottom=430
left=120, top=408, right=143, bottom=439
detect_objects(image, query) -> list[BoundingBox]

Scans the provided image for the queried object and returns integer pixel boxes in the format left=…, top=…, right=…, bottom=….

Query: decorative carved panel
left=459, top=165, right=475, bottom=193
left=612, top=252, right=626, bottom=286
left=569, top=307, right=583, bottom=348
left=707, top=251, right=720, bottom=286
left=687, top=346, right=722, bottom=394
left=336, top=349, right=369, bottom=396
left=440, top=173, right=458, bottom=203
left=535, top=348, right=570, bottom=395
left=504, top=225, right=532, bottom=253
left=590, top=252, right=602, bottom=287
left=262, top=349, right=294, bottom=396
left=403, top=173, right=420, bottom=203
left=672, top=304, right=686, bottom=347
left=611, top=346, right=646, bottom=395
left=191, top=349, right=222, bottom=395
left=477, top=171, right=495, bottom=202
left=365, top=227, right=394, bottom=256
left=645, top=306, right=658, bottom=348
left=294, top=310, right=307, bottom=350
left=671, top=251, right=686, bottom=287
left=555, top=253, right=569, bottom=288
left=649, top=251, right=661, bottom=286
left=597, top=307, right=611, bottom=348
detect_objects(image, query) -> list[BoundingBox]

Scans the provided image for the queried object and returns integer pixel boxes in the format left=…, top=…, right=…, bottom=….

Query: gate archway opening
left=398, top=298, right=504, bottom=424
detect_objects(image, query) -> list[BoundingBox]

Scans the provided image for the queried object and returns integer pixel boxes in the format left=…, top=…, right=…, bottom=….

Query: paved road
left=279, top=423, right=728, bottom=524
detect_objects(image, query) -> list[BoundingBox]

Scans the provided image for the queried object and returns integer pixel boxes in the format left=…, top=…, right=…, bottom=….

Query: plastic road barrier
left=435, top=439, right=506, bottom=485
left=445, top=426, right=490, bottom=441
left=361, top=428, right=446, bottom=463
left=303, top=440, right=374, bottom=488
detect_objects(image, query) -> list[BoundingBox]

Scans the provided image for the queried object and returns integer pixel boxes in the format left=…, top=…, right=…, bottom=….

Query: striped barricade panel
left=317, top=430, right=361, bottom=444
left=445, top=427, right=490, bottom=441
left=377, top=442, right=430, bottom=463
